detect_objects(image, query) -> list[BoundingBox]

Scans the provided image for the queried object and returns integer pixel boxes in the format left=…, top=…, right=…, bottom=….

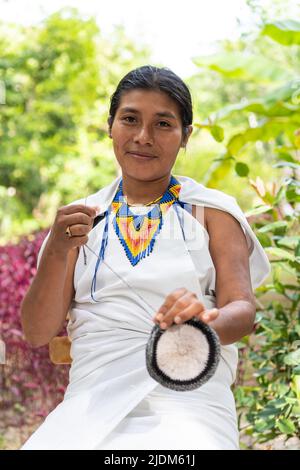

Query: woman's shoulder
left=177, top=174, right=237, bottom=204
left=190, top=204, right=238, bottom=234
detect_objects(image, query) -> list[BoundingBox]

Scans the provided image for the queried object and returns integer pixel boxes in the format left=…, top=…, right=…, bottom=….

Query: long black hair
left=107, top=65, right=193, bottom=143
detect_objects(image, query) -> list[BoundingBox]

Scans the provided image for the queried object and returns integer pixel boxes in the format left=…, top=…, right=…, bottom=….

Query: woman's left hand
left=153, top=287, right=219, bottom=329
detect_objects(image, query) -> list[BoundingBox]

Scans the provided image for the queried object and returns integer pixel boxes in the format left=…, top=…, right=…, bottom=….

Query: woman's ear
left=107, top=116, right=113, bottom=138
left=181, top=125, right=193, bottom=148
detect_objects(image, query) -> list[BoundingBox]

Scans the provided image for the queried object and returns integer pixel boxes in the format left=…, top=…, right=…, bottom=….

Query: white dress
left=21, top=175, right=270, bottom=450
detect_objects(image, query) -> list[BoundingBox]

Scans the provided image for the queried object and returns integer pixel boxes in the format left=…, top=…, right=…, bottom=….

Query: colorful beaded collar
left=111, top=175, right=181, bottom=266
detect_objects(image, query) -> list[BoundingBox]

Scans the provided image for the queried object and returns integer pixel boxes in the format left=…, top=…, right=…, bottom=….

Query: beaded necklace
left=88, top=175, right=181, bottom=302
left=111, top=175, right=181, bottom=266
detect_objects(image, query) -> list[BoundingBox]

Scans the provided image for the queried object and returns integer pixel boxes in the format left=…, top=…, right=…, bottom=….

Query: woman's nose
left=133, top=126, right=154, bottom=145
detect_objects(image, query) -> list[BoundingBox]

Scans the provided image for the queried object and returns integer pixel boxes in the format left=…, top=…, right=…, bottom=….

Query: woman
left=20, top=65, right=270, bottom=450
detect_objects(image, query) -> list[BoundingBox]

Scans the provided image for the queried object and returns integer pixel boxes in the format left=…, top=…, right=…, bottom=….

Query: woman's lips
left=127, top=152, right=157, bottom=160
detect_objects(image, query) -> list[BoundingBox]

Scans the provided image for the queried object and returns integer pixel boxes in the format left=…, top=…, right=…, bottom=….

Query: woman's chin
left=122, top=166, right=162, bottom=182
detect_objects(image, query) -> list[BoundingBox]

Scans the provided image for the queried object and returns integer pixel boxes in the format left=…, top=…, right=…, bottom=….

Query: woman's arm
left=20, top=246, right=78, bottom=348
left=204, top=207, right=256, bottom=345
left=21, top=204, right=98, bottom=348
left=153, top=205, right=257, bottom=346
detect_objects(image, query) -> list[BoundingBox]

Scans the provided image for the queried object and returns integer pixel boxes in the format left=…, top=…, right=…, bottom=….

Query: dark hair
left=107, top=65, right=193, bottom=142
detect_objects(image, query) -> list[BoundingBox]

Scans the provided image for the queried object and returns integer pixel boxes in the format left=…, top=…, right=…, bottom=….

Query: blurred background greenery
left=0, top=0, right=299, bottom=450
left=0, top=0, right=298, bottom=245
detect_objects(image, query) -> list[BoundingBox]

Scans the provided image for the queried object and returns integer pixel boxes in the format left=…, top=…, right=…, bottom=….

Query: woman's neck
left=122, top=174, right=171, bottom=205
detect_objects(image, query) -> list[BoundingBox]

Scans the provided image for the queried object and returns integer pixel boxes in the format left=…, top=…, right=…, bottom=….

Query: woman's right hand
left=46, top=204, right=100, bottom=258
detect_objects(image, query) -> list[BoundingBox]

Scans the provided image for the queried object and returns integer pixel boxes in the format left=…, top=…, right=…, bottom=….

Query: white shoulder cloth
left=177, top=174, right=271, bottom=289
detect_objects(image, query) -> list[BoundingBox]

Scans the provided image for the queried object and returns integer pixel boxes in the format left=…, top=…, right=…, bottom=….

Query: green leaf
left=193, top=123, right=224, bottom=142
left=277, top=236, right=299, bottom=250
left=293, top=376, right=300, bottom=400
left=256, top=233, right=272, bottom=248
left=212, top=82, right=300, bottom=122
left=276, top=418, right=296, bottom=434
left=257, top=407, right=279, bottom=419
left=273, top=161, right=300, bottom=170
left=258, top=221, right=288, bottom=233
left=227, top=120, right=287, bottom=156
left=263, top=80, right=300, bottom=104
left=274, top=152, right=297, bottom=162
left=284, top=349, right=300, bottom=366
left=254, top=366, right=274, bottom=377
left=235, top=162, right=249, bottom=177
left=285, top=397, right=299, bottom=405
left=274, top=280, right=285, bottom=294
left=295, top=324, right=300, bottom=337
left=254, top=419, right=275, bottom=432
left=286, top=187, right=300, bottom=203
left=193, top=123, right=211, bottom=130
left=227, top=128, right=262, bottom=156
left=210, top=125, right=224, bottom=142
left=262, top=20, right=300, bottom=46
left=193, top=52, right=291, bottom=82
left=245, top=205, right=273, bottom=217
left=265, top=247, right=295, bottom=261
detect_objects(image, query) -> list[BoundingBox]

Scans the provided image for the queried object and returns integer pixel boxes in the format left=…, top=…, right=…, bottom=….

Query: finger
left=64, top=222, right=93, bottom=237
left=172, top=301, right=206, bottom=325
left=154, top=297, right=186, bottom=324
left=63, top=211, right=96, bottom=228
left=60, top=204, right=100, bottom=217
left=154, top=299, right=173, bottom=320
left=153, top=288, right=188, bottom=322
left=162, top=300, right=204, bottom=329
left=160, top=293, right=200, bottom=328
left=153, top=305, right=169, bottom=324
left=198, top=308, right=219, bottom=323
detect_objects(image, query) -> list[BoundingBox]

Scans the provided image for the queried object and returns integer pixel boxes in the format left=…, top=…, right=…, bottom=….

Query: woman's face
left=110, top=89, right=192, bottom=181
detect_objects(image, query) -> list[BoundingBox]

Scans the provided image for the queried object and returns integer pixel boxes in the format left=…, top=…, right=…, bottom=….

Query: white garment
left=21, top=175, right=270, bottom=450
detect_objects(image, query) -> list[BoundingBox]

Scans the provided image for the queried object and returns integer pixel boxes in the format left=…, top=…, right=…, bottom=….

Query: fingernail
left=160, top=322, right=167, bottom=329
left=156, top=314, right=164, bottom=321
left=174, top=316, right=182, bottom=324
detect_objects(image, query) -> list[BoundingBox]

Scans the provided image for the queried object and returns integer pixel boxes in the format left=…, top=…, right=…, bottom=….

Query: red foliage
left=0, top=229, right=69, bottom=422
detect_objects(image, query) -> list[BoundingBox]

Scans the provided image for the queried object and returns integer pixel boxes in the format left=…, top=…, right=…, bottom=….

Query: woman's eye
left=121, top=117, right=170, bottom=127
left=122, top=116, right=136, bottom=123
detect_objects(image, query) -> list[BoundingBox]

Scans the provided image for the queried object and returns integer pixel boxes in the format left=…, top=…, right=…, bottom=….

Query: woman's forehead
left=117, top=89, right=181, bottom=117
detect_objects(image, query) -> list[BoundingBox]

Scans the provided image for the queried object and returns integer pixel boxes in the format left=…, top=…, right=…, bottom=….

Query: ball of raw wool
left=146, top=318, right=221, bottom=391
left=156, top=323, right=210, bottom=381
